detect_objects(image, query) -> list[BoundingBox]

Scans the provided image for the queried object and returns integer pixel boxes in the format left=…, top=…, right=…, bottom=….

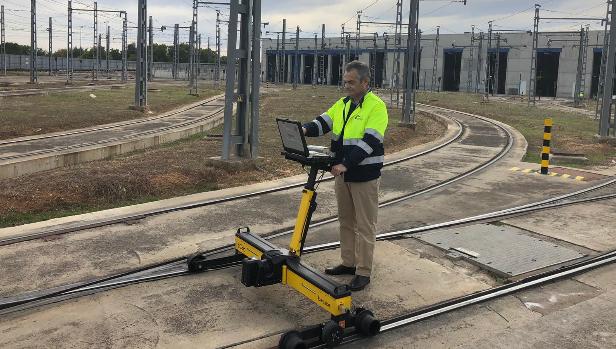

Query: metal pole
left=93, top=1, right=97, bottom=81
left=190, top=0, right=198, bottom=94
left=148, top=15, right=153, bottom=81
left=1, top=6, right=5, bottom=76
left=341, top=24, right=346, bottom=86
left=392, top=0, right=403, bottom=105
left=216, top=11, right=221, bottom=86
left=122, top=13, right=127, bottom=82
left=106, top=25, right=110, bottom=79
left=596, top=3, right=611, bottom=116
left=275, top=33, right=279, bottom=84
left=528, top=4, right=540, bottom=105
left=97, top=33, right=101, bottom=78
left=574, top=26, right=585, bottom=106
left=222, top=0, right=239, bottom=160
left=485, top=20, right=492, bottom=98
left=30, top=0, right=37, bottom=84
left=599, top=0, right=616, bottom=137
left=281, top=18, right=286, bottom=83
left=189, top=24, right=195, bottom=91
left=236, top=0, right=250, bottom=156
left=475, top=32, right=483, bottom=93
left=356, top=10, right=361, bottom=56
left=431, top=26, right=439, bottom=91
left=293, top=25, right=299, bottom=90
left=67, top=1, right=73, bottom=83
left=313, top=33, right=318, bottom=86
left=402, top=0, right=418, bottom=125
left=414, top=26, right=420, bottom=94
left=48, top=17, right=52, bottom=76
left=383, top=32, right=388, bottom=87
left=135, top=0, right=148, bottom=108
left=467, top=25, right=475, bottom=92
left=250, top=0, right=262, bottom=158
left=197, top=33, right=201, bottom=93
left=320, top=23, right=325, bottom=85
left=173, top=23, right=179, bottom=80
left=495, top=33, right=500, bottom=95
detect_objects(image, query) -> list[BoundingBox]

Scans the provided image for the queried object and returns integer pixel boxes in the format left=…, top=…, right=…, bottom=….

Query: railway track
left=1, top=181, right=614, bottom=317
left=0, top=93, right=224, bottom=149
left=1, top=104, right=613, bottom=348
left=0, top=104, right=465, bottom=246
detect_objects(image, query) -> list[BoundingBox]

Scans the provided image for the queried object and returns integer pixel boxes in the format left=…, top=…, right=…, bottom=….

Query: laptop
left=276, top=118, right=331, bottom=158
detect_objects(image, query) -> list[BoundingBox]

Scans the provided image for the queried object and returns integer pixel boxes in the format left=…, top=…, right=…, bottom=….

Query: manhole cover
left=416, top=223, right=585, bottom=276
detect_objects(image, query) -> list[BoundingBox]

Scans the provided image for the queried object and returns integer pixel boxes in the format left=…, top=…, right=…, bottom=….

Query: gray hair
left=345, top=60, right=370, bottom=83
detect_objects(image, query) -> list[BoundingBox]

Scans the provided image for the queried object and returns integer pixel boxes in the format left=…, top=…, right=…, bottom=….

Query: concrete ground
left=0, top=105, right=614, bottom=349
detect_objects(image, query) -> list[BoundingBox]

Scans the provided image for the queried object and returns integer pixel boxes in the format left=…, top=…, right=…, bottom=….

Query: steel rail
left=2, top=189, right=614, bottom=316
left=207, top=192, right=616, bottom=349
left=5, top=103, right=607, bottom=316
left=0, top=107, right=225, bottom=161
left=0, top=105, right=465, bottom=246
left=0, top=105, right=519, bottom=313
left=0, top=102, right=590, bottom=312
left=321, top=245, right=616, bottom=348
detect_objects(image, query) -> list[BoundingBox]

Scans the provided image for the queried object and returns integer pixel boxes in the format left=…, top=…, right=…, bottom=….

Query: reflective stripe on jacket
left=304, top=91, right=388, bottom=182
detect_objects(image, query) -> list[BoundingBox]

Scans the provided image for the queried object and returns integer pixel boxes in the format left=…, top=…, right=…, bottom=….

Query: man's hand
left=302, top=127, right=307, bottom=135
left=331, top=164, right=347, bottom=176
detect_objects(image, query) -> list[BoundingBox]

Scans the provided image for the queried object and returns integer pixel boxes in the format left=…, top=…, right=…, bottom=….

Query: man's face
left=343, top=69, right=369, bottom=100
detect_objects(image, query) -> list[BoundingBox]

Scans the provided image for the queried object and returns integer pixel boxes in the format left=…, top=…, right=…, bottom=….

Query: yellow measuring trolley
left=187, top=119, right=380, bottom=348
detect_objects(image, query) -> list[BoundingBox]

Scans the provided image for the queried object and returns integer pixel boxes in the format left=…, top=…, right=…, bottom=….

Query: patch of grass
left=416, top=91, right=616, bottom=168
left=0, top=84, right=222, bottom=139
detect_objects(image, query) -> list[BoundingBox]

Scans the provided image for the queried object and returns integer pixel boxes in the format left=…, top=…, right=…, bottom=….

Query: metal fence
left=0, top=54, right=224, bottom=80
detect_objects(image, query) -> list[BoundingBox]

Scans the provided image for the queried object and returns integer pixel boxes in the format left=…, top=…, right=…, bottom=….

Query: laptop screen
left=276, top=118, right=309, bottom=157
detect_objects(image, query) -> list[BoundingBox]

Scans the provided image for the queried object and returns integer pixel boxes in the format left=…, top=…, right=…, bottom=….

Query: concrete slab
left=467, top=288, right=616, bottom=349
left=347, top=262, right=616, bottom=349
left=0, top=241, right=490, bottom=349
left=503, top=200, right=616, bottom=252
left=514, top=279, right=602, bottom=315
left=348, top=295, right=541, bottom=349
left=416, top=223, right=585, bottom=277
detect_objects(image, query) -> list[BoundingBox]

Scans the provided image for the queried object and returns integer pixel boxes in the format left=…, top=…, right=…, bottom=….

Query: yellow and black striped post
left=540, top=118, right=553, bottom=175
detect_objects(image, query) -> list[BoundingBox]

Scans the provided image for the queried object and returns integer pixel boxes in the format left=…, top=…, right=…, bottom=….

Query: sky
left=0, top=0, right=609, bottom=53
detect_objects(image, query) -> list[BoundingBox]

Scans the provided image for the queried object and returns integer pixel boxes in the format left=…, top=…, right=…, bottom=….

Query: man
left=303, top=60, right=388, bottom=291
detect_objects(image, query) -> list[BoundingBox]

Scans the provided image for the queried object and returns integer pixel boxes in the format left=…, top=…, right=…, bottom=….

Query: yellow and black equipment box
left=187, top=119, right=380, bottom=348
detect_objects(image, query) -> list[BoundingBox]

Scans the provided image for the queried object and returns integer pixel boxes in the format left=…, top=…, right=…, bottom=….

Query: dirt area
left=0, top=82, right=222, bottom=139
left=416, top=91, right=616, bottom=168
left=0, top=86, right=446, bottom=227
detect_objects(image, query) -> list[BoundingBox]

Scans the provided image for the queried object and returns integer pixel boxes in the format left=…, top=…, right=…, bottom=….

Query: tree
left=152, top=43, right=170, bottom=62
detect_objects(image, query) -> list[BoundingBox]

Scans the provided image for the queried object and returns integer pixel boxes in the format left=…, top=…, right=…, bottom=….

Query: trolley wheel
left=186, top=252, right=205, bottom=273
left=355, top=310, right=381, bottom=336
left=321, top=320, right=344, bottom=348
left=279, top=330, right=307, bottom=349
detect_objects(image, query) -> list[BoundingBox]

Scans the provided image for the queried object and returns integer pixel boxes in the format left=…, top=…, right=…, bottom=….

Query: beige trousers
left=334, top=175, right=380, bottom=277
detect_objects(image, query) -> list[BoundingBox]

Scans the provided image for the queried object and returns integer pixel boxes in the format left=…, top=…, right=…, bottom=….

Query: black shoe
left=325, top=264, right=356, bottom=275
left=349, top=275, right=370, bottom=291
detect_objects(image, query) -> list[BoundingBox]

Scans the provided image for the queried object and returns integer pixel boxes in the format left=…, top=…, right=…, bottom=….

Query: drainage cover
left=416, top=223, right=585, bottom=277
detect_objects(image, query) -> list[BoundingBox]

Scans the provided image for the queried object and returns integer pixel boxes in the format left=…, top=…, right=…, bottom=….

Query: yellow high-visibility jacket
left=304, top=91, right=388, bottom=182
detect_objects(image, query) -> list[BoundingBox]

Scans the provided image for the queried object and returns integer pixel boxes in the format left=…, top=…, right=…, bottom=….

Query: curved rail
left=0, top=106, right=465, bottom=246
